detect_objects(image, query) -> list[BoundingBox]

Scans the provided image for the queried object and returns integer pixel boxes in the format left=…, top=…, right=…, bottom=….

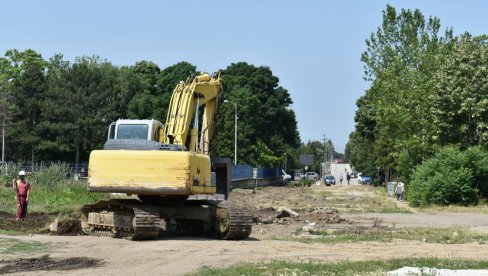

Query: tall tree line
left=346, top=5, right=488, bottom=182
left=0, top=52, right=301, bottom=168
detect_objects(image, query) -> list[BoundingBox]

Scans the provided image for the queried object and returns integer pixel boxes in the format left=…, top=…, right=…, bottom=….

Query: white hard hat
left=18, top=170, right=26, bottom=176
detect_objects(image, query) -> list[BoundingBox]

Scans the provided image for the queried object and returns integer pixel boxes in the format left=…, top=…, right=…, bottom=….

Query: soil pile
left=0, top=254, right=102, bottom=274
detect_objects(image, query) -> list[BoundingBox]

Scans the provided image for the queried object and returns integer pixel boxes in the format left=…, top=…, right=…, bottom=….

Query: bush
left=32, top=163, right=71, bottom=186
left=299, top=178, right=314, bottom=187
left=0, top=163, right=23, bottom=188
left=408, top=146, right=488, bottom=207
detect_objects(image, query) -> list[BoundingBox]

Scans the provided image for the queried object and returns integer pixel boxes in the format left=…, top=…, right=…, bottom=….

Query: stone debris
left=257, top=217, right=274, bottom=224
left=276, top=207, right=299, bottom=218
left=49, top=219, right=58, bottom=232
left=387, top=266, right=488, bottom=276
left=232, top=188, right=255, bottom=194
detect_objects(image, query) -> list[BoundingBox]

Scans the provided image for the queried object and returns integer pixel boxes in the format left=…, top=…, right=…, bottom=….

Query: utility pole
left=322, top=134, right=328, bottom=177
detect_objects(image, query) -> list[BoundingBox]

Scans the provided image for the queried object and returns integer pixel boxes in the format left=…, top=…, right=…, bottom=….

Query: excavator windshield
left=117, top=124, right=149, bottom=140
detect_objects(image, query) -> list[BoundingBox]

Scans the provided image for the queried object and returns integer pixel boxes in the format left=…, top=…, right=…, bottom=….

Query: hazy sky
left=1, top=1, right=487, bottom=152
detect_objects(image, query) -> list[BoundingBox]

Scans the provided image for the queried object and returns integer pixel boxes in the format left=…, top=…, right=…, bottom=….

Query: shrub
left=33, top=163, right=71, bottom=186
left=408, top=146, right=487, bottom=207
left=0, top=163, right=23, bottom=188
left=299, top=178, right=313, bottom=187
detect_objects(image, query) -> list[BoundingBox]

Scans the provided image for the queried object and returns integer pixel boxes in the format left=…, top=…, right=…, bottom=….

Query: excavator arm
left=163, top=73, right=222, bottom=157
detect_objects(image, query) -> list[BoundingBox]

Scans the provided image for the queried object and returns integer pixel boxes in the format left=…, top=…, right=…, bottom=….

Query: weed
left=290, top=225, right=488, bottom=245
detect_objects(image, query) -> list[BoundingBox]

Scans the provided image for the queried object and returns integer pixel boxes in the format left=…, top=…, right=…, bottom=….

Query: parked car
left=350, top=171, right=358, bottom=179
left=358, top=173, right=372, bottom=185
left=305, top=172, right=319, bottom=180
left=323, top=175, right=336, bottom=186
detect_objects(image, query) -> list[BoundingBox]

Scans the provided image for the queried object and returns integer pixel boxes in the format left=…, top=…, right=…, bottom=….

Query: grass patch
left=0, top=181, right=108, bottom=214
left=418, top=201, right=488, bottom=214
left=318, top=186, right=411, bottom=214
left=0, top=238, right=50, bottom=254
left=192, top=257, right=488, bottom=276
left=290, top=226, right=488, bottom=244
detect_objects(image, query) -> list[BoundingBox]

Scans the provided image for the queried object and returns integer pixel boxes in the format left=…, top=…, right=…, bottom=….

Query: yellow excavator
left=81, top=73, right=252, bottom=240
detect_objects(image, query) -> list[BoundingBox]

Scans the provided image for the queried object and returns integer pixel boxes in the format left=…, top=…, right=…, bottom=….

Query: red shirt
left=16, top=180, right=30, bottom=197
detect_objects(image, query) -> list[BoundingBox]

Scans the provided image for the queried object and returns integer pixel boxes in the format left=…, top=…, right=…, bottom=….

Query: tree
left=349, top=5, right=454, bottom=179
left=214, top=62, right=300, bottom=167
left=39, top=56, right=120, bottom=164
left=431, top=34, right=488, bottom=148
left=6, top=49, right=47, bottom=164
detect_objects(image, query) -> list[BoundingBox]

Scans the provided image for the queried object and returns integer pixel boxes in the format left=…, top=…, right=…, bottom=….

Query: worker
left=395, top=182, right=405, bottom=201
left=12, top=170, right=32, bottom=222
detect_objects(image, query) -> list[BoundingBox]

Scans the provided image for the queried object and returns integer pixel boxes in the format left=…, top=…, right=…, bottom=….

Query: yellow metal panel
left=89, top=150, right=192, bottom=195
left=88, top=150, right=216, bottom=195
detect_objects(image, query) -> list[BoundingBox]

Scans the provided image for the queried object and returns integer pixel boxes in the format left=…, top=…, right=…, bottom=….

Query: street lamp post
left=223, top=100, right=237, bottom=165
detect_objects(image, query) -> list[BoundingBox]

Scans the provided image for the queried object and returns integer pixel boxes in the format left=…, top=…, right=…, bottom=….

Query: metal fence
left=4, top=161, right=282, bottom=180
left=231, top=164, right=282, bottom=180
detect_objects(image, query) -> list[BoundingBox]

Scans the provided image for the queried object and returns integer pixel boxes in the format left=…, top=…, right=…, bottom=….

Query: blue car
left=358, top=175, right=372, bottom=185
left=323, top=175, right=336, bottom=186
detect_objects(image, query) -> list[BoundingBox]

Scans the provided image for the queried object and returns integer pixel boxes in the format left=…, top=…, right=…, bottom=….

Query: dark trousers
left=396, top=193, right=403, bottom=201
left=16, top=195, right=28, bottom=220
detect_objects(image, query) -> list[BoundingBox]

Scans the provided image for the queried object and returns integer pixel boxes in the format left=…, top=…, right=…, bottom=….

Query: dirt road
left=1, top=185, right=488, bottom=275
left=2, top=234, right=488, bottom=275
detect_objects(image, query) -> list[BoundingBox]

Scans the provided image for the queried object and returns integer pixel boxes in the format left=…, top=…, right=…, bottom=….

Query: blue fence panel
left=231, top=165, right=253, bottom=180
left=257, top=167, right=281, bottom=178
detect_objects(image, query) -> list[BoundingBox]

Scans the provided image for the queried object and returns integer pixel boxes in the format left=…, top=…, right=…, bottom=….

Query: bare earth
left=2, top=184, right=488, bottom=275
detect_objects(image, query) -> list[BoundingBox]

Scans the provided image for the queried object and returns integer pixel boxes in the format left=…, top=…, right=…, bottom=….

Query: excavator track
left=81, top=200, right=160, bottom=240
left=216, top=201, right=252, bottom=240
left=131, top=206, right=160, bottom=240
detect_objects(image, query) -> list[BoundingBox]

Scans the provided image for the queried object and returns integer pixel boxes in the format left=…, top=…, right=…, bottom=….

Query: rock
left=276, top=207, right=299, bottom=218
left=308, top=222, right=316, bottom=227
left=302, top=226, right=312, bottom=232
left=49, top=219, right=58, bottom=232
left=325, top=229, right=336, bottom=235
left=258, top=217, right=273, bottom=224
left=232, top=188, right=255, bottom=194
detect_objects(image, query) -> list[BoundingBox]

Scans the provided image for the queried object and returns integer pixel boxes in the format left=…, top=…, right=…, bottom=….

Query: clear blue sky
left=1, top=0, right=487, bottom=153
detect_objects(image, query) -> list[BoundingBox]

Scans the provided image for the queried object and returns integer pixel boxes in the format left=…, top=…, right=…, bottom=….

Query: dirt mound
left=252, top=206, right=345, bottom=226
left=0, top=211, right=81, bottom=236
left=0, top=254, right=103, bottom=274
left=0, top=212, right=53, bottom=233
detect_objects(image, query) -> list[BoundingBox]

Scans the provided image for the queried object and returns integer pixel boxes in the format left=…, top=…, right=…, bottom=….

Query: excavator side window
left=108, top=122, right=116, bottom=140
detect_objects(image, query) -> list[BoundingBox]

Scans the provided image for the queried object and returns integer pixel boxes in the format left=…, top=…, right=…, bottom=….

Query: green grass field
left=0, top=181, right=108, bottom=214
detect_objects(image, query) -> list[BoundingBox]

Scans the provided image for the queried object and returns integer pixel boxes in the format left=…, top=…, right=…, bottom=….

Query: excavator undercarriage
left=81, top=198, right=252, bottom=240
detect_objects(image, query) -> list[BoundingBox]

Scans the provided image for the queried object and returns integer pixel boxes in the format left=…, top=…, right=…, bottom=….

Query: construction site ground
left=2, top=183, right=488, bottom=275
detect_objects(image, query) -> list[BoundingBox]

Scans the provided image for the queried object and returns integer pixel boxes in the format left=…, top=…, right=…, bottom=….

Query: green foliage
left=408, top=146, right=488, bottom=207
left=32, top=163, right=71, bottom=186
left=348, top=4, right=488, bottom=195
left=0, top=163, right=23, bottom=188
left=299, top=178, right=313, bottom=187
left=214, top=62, right=300, bottom=167
left=1, top=51, right=298, bottom=168
left=431, top=34, right=488, bottom=148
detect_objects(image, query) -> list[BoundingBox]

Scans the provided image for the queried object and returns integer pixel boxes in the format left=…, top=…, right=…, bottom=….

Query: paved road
left=329, top=163, right=356, bottom=185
